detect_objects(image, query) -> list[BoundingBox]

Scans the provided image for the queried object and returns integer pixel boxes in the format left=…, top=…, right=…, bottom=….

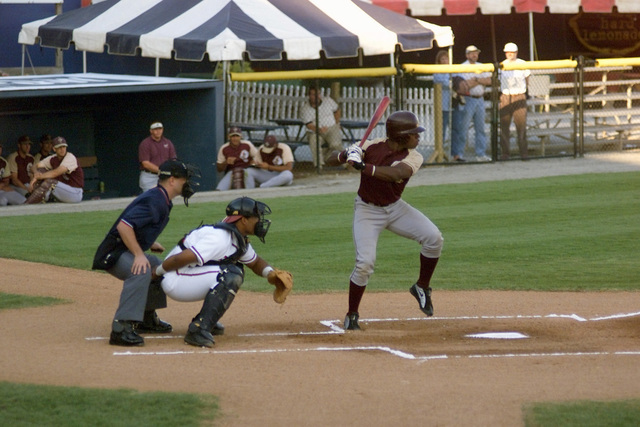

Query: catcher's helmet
left=386, top=111, right=425, bottom=139
left=225, top=197, right=272, bottom=242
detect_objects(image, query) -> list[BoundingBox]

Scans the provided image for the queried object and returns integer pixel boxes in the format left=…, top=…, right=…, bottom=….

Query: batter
left=327, top=111, right=444, bottom=330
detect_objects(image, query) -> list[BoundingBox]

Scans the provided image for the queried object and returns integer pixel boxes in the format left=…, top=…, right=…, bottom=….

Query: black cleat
left=109, top=320, right=144, bottom=346
left=211, top=322, right=225, bottom=336
left=184, top=324, right=215, bottom=348
left=133, top=311, right=172, bottom=334
left=344, top=312, right=361, bottom=330
left=410, top=284, right=433, bottom=316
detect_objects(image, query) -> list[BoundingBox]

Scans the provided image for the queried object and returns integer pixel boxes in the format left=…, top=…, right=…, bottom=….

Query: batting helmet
left=225, top=197, right=272, bottom=242
left=386, top=111, right=425, bottom=139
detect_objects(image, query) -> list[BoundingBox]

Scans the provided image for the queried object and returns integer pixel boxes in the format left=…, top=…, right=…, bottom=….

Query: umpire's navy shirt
left=107, top=186, right=173, bottom=251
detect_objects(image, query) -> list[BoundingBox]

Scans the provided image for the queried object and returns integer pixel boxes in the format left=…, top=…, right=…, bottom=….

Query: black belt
left=470, top=95, right=483, bottom=99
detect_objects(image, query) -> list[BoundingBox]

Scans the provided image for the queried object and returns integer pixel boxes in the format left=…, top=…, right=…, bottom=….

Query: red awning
left=366, top=0, right=640, bottom=15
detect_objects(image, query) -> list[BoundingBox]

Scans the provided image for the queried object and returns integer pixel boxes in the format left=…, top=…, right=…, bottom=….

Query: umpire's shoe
left=410, top=284, right=434, bottom=316
left=133, top=310, right=172, bottom=334
left=344, top=312, right=361, bottom=330
left=109, top=320, right=144, bottom=346
left=184, top=323, right=215, bottom=348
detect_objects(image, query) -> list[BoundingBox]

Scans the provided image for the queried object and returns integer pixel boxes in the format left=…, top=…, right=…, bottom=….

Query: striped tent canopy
left=365, top=0, right=640, bottom=15
left=18, top=0, right=454, bottom=62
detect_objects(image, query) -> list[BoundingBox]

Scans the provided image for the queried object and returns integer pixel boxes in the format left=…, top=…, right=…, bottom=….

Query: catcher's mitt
left=268, top=269, right=293, bottom=304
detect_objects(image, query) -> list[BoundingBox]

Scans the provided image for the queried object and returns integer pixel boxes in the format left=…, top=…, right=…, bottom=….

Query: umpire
left=93, top=160, right=199, bottom=346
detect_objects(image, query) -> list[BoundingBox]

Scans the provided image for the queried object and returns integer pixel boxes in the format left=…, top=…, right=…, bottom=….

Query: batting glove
left=346, top=144, right=363, bottom=158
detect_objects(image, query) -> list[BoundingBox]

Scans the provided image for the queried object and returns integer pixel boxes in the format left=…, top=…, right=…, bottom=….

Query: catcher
left=152, top=196, right=293, bottom=348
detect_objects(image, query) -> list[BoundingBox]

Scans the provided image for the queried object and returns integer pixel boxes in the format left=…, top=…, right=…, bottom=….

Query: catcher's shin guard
left=24, top=178, right=56, bottom=204
left=190, top=265, right=243, bottom=332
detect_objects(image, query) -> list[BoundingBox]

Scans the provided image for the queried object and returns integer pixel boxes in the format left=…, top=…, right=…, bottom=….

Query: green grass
left=0, top=382, right=218, bottom=427
left=1, top=172, right=638, bottom=293
left=524, top=400, right=640, bottom=427
left=1, top=171, right=639, bottom=425
left=0, top=293, right=69, bottom=310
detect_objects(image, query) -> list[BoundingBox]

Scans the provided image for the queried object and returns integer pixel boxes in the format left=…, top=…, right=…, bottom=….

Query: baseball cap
left=260, top=134, right=278, bottom=153
left=503, top=42, right=518, bottom=52
left=158, top=159, right=189, bottom=179
left=228, top=126, right=242, bottom=137
left=53, top=136, right=68, bottom=148
left=150, top=122, right=163, bottom=130
left=465, top=45, right=480, bottom=53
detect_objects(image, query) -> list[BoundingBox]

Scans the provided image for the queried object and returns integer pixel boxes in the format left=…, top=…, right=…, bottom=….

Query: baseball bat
left=358, top=95, right=391, bottom=147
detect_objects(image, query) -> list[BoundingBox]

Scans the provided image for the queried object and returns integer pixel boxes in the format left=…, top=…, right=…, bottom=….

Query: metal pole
left=529, top=12, right=534, bottom=61
left=577, top=56, right=585, bottom=157
left=491, top=64, right=500, bottom=161
left=21, top=45, right=25, bottom=76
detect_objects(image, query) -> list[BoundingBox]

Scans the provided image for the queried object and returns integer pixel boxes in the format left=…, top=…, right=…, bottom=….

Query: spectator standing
left=246, top=135, right=294, bottom=188
left=300, top=86, right=342, bottom=167
left=7, top=135, right=35, bottom=196
left=138, top=122, right=177, bottom=192
left=215, top=127, right=259, bottom=190
left=33, top=134, right=54, bottom=164
left=499, top=42, right=530, bottom=160
left=0, top=141, right=27, bottom=205
left=26, top=136, right=84, bottom=204
left=433, top=50, right=466, bottom=161
left=454, top=45, right=492, bottom=161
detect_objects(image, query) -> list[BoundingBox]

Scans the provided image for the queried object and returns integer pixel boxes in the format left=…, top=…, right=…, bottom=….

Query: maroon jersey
left=12, top=153, right=35, bottom=184
left=138, top=136, right=176, bottom=170
left=357, top=139, right=422, bottom=206
left=50, top=155, right=85, bottom=188
left=219, top=141, right=257, bottom=172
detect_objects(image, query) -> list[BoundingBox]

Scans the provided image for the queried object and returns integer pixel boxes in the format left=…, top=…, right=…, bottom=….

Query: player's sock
left=348, top=280, right=366, bottom=314
left=417, top=255, right=439, bottom=288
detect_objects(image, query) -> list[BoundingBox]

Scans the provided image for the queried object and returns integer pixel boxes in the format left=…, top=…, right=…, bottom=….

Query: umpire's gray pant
left=108, top=251, right=167, bottom=322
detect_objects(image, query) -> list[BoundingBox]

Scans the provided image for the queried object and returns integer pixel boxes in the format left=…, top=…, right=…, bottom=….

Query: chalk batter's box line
left=87, top=311, right=640, bottom=342
left=105, top=311, right=640, bottom=361
left=112, top=346, right=640, bottom=362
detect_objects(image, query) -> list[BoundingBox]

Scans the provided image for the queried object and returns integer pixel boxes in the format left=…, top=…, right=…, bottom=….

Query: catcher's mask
left=158, top=160, right=201, bottom=207
left=224, top=197, right=272, bottom=243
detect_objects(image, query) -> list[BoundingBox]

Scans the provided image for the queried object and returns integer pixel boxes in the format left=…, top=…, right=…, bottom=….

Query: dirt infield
left=1, top=258, right=640, bottom=426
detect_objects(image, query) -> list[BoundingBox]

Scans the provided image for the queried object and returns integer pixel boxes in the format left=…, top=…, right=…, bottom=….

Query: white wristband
left=262, top=266, right=274, bottom=278
left=155, top=264, right=166, bottom=276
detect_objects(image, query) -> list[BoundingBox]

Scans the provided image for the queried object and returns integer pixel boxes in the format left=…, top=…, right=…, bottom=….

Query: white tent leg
left=529, top=12, right=534, bottom=61
left=21, top=44, right=25, bottom=75
left=155, top=58, right=159, bottom=76
left=83, top=51, right=87, bottom=73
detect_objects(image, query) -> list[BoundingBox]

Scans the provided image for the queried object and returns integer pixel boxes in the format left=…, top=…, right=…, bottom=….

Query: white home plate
left=466, top=332, right=529, bottom=339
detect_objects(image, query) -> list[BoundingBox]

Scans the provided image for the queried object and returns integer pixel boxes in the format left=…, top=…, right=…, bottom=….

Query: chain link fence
left=226, top=60, right=640, bottom=180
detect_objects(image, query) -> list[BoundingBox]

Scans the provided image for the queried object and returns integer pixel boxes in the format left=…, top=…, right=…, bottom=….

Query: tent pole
left=21, top=45, right=25, bottom=76
left=529, top=12, right=534, bottom=61
left=83, top=51, right=87, bottom=73
left=155, top=58, right=159, bottom=77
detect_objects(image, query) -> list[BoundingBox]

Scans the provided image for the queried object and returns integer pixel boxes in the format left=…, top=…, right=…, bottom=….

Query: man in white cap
left=499, top=42, right=530, bottom=160
left=452, top=45, right=493, bottom=162
left=26, top=136, right=84, bottom=203
left=246, top=135, right=294, bottom=188
left=138, top=121, right=177, bottom=192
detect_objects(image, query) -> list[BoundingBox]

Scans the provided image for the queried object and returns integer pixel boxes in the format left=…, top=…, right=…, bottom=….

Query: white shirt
left=500, top=58, right=530, bottom=95
left=300, top=96, right=339, bottom=128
